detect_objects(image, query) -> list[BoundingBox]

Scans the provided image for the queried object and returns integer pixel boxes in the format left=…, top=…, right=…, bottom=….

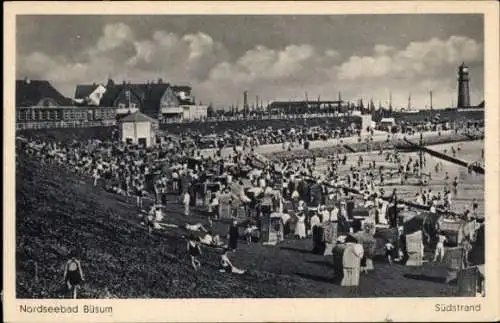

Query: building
left=16, top=78, right=117, bottom=130
left=74, top=83, right=107, bottom=106
left=119, top=112, right=158, bottom=147
left=457, top=62, right=471, bottom=109
left=16, top=78, right=73, bottom=107
left=16, top=106, right=118, bottom=130
left=73, top=79, right=207, bottom=122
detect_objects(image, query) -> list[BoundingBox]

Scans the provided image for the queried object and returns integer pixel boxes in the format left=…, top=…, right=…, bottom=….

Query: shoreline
left=201, top=130, right=483, bottom=159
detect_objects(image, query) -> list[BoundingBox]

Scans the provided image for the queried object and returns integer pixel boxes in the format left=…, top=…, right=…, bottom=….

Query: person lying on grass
left=63, top=251, right=85, bottom=299
left=185, top=223, right=209, bottom=233
left=199, top=231, right=224, bottom=247
left=219, top=248, right=246, bottom=274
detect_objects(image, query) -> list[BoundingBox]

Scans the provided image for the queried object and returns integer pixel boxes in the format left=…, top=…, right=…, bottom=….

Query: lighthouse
left=457, top=62, right=470, bottom=109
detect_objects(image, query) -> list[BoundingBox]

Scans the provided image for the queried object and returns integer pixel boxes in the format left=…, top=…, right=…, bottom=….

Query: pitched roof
left=119, top=111, right=158, bottom=123
left=99, top=85, right=126, bottom=107
left=74, top=84, right=99, bottom=99
left=172, top=85, right=193, bottom=105
left=171, top=85, right=191, bottom=93
left=142, top=83, right=170, bottom=118
left=16, top=79, right=73, bottom=107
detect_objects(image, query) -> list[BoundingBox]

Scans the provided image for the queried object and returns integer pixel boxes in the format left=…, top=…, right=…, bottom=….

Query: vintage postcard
left=3, top=1, right=499, bottom=322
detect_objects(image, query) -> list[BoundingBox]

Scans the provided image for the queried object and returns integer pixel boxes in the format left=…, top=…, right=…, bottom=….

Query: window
left=31, top=109, right=36, bottom=120
left=46, top=110, right=51, bottom=120
left=130, top=103, right=137, bottom=109
left=54, top=110, right=59, bottom=120
left=118, top=103, right=125, bottom=109
left=39, top=110, right=45, bottom=120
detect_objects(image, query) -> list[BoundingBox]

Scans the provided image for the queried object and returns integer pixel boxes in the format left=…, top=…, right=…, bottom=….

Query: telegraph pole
left=419, top=131, right=424, bottom=183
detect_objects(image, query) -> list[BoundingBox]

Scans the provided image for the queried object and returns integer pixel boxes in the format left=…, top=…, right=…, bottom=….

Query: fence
left=16, top=120, right=116, bottom=131
left=16, top=113, right=362, bottom=131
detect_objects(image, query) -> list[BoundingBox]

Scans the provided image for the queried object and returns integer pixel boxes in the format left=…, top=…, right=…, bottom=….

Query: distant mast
left=389, top=91, right=393, bottom=111
left=429, top=90, right=433, bottom=110
left=407, top=93, right=412, bottom=111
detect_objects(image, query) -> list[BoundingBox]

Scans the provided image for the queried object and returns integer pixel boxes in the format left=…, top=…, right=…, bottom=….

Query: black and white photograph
left=4, top=1, right=500, bottom=322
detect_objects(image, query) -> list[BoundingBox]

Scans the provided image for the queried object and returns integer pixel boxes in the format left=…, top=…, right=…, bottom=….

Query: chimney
left=243, top=91, right=248, bottom=110
left=157, top=78, right=163, bottom=84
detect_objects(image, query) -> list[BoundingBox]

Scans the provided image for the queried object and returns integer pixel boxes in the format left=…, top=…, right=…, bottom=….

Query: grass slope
left=16, top=156, right=456, bottom=298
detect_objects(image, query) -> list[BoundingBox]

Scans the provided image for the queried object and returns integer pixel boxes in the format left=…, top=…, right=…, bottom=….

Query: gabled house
left=16, top=79, right=73, bottom=107
left=74, top=83, right=107, bottom=106
left=73, top=79, right=202, bottom=121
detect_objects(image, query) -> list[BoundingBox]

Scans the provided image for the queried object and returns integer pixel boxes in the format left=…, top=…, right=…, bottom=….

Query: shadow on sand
left=294, top=272, right=333, bottom=284
left=306, top=259, right=334, bottom=269
left=403, top=273, right=447, bottom=284
left=280, top=246, right=312, bottom=254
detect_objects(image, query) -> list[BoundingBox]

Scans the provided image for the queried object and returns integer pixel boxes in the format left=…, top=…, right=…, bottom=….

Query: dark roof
left=99, top=85, right=126, bottom=107
left=171, top=85, right=193, bottom=105
left=16, top=79, right=73, bottom=107
left=74, top=84, right=99, bottom=99
left=143, top=83, right=170, bottom=118
left=119, top=111, right=158, bottom=123
left=171, top=85, right=191, bottom=93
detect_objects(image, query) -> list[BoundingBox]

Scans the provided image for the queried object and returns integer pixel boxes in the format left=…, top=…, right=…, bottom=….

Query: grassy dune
left=16, top=154, right=459, bottom=298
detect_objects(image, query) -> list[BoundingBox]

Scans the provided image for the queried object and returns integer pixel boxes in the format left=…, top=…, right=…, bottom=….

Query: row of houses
left=15, top=78, right=209, bottom=129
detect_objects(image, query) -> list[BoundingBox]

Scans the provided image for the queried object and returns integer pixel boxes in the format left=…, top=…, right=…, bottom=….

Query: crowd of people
left=17, top=116, right=485, bottom=297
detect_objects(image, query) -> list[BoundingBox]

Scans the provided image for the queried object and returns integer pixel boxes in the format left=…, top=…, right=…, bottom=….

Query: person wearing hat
left=320, top=205, right=330, bottom=223
left=295, top=210, right=307, bottom=239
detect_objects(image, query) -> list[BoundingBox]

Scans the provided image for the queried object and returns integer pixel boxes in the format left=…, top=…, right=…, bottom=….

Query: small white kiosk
left=119, top=112, right=158, bottom=147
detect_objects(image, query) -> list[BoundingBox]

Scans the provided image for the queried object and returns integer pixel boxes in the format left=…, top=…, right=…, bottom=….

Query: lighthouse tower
left=457, top=62, right=470, bottom=109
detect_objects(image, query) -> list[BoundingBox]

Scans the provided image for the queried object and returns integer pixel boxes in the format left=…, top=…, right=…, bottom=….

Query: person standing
left=341, top=235, right=364, bottom=287
left=63, top=252, right=85, bottom=299
left=183, top=191, right=191, bottom=216
left=295, top=211, right=307, bottom=239
left=452, top=176, right=459, bottom=197
left=135, top=179, right=144, bottom=209
left=187, top=235, right=202, bottom=272
left=433, top=231, right=447, bottom=262
left=227, top=220, right=240, bottom=252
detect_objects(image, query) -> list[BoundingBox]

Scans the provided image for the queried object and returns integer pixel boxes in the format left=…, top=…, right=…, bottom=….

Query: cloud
left=96, top=23, right=134, bottom=52
left=338, top=36, right=483, bottom=81
left=17, top=24, right=483, bottom=110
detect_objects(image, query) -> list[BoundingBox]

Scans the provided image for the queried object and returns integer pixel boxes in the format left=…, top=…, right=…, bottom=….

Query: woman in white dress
left=295, top=211, right=307, bottom=239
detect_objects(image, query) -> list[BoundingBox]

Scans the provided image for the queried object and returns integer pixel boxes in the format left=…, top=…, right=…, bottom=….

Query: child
left=244, top=223, right=254, bottom=245
left=433, top=231, right=447, bottom=262
left=384, top=240, right=395, bottom=264
left=187, top=235, right=202, bottom=272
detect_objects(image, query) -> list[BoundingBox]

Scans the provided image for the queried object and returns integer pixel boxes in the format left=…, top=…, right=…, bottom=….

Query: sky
left=16, top=14, right=484, bottom=109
